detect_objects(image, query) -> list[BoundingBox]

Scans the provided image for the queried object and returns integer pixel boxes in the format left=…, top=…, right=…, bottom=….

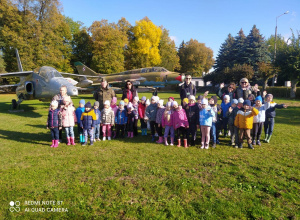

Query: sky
left=60, top=0, right=299, bottom=59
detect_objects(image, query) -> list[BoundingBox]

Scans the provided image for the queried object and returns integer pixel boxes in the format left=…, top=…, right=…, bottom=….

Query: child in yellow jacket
left=234, top=100, right=259, bottom=149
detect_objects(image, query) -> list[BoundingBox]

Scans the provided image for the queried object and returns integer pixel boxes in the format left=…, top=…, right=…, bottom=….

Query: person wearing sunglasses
left=217, top=82, right=237, bottom=103
left=121, top=80, right=138, bottom=102
left=236, top=78, right=253, bottom=100
left=180, top=74, right=197, bottom=105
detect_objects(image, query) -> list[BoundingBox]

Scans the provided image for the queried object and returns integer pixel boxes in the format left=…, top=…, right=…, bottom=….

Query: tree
left=244, top=25, right=271, bottom=70
left=158, top=27, right=180, bottom=71
left=275, top=31, right=300, bottom=98
left=178, top=39, right=214, bottom=76
left=89, top=19, right=127, bottom=74
left=231, top=29, right=247, bottom=65
left=0, top=0, right=73, bottom=73
left=214, top=34, right=235, bottom=74
left=257, top=62, right=276, bottom=90
left=224, top=64, right=254, bottom=83
left=130, top=17, right=162, bottom=68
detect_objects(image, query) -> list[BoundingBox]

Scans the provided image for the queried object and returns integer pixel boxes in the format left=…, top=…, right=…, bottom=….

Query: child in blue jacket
left=75, top=99, right=85, bottom=144
left=80, top=102, right=96, bottom=146
left=115, top=100, right=128, bottom=138
left=199, top=99, right=215, bottom=149
left=93, top=101, right=101, bottom=142
left=47, top=100, right=62, bottom=148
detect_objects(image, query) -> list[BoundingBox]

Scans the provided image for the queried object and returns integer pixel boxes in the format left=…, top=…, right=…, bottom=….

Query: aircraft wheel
left=12, top=99, right=18, bottom=110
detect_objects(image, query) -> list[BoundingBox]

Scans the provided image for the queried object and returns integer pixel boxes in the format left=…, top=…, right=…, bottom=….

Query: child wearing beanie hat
left=252, top=96, right=265, bottom=146
left=61, top=95, right=77, bottom=146
left=126, top=102, right=136, bottom=138
left=93, top=101, right=101, bottom=142
left=80, top=102, right=97, bottom=145
left=115, top=100, right=127, bottom=138
left=208, top=96, right=219, bottom=148
left=234, top=100, right=259, bottom=149
left=138, top=97, right=147, bottom=135
left=263, top=94, right=287, bottom=143
left=162, top=101, right=175, bottom=146
left=220, top=94, right=231, bottom=137
left=132, top=97, right=140, bottom=136
left=185, top=95, right=199, bottom=147
left=155, top=99, right=165, bottom=144
left=75, top=99, right=86, bottom=144
left=101, top=100, right=115, bottom=141
left=146, top=96, right=159, bottom=141
left=47, top=100, right=61, bottom=148
left=110, top=97, right=118, bottom=138
left=199, top=98, right=215, bottom=149
left=172, top=102, right=189, bottom=148
left=227, top=98, right=240, bottom=147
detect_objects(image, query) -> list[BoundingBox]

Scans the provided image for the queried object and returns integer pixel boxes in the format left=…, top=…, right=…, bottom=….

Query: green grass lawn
left=0, top=93, right=299, bottom=219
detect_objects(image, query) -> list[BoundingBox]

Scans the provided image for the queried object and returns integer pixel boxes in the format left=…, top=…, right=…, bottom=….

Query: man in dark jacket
left=94, top=79, right=116, bottom=111
left=180, top=75, right=196, bottom=104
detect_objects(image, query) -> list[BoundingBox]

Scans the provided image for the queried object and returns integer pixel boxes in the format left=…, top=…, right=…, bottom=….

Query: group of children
left=47, top=92, right=287, bottom=149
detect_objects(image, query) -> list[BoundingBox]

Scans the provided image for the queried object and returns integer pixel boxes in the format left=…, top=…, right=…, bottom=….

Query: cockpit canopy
left=36, top=66, right=62, bottom=82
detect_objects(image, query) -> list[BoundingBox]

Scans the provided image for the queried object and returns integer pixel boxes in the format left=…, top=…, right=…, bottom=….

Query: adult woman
left=236, top=78, right=253, bottom=100
left=121, top=80, right=138, bottom=102
left=216, top=82, right=237, bottom=103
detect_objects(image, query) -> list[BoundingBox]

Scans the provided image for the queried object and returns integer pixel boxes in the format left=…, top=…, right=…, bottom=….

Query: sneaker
left=205, top=144, right=209, bottom=149
left=248, top=144, right=254, bottom=149
left=103, top=137, right=106, bottom=141
left=257, top=140, right=261, bottom=146
left=200, top=144, right=204, bottom=149
left=212, top=143, right=216, bottom=148
left=238, top=143, right=243, bottom=149
left=231, top=142, right=236, bottom=146
left=216, top=139, right=220, bottom=144
left=108, top=137, right=111, bottom=140
left=97, top=138, right=101, bottom=141
left=82, top=142, right=87, bottom=146
left=90, top=141, right=94, bottom=146
left=94, top=139, right=96, bottom=142
left=252, top=140, right=256, bottom=145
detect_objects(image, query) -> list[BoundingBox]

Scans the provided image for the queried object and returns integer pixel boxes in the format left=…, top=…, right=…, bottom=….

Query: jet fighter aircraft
left=0, top=50, right=78, bottom=109
left=73, top=62, right=185, bottom=90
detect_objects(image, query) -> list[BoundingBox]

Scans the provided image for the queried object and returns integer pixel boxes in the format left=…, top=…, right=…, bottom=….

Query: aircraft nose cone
left=175, top=75, right=182, bottom=82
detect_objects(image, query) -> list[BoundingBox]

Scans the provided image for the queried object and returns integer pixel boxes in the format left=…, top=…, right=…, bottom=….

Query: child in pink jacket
left=172, top=101, right=189, bottom=148
left=61, top=96, right=77, bottom=145
left=162, top=101, right=174, bottom=146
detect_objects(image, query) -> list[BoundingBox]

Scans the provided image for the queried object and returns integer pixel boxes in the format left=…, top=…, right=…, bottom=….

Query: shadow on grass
left=0, top=102, right=43, bottom=118
left=25, top=124, right=47, bottom=129
left=0, top=129, right=49, bottom=145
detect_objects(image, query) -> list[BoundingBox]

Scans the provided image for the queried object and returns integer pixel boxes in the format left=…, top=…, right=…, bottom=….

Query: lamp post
left=272, top=11, right=289, bottom=86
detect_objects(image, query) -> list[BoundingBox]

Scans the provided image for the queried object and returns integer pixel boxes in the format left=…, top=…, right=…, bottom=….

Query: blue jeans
left=94, top=124, right=100, bottom=139
left=210, top=122, right=217, bottom=143
left=264, top=118, right=275, bottom=136
left=65, top=127, right=74, bottom=138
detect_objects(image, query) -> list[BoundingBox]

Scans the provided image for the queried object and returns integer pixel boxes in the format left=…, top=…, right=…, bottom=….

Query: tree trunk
left=290, top=80, right=298, bottom=98
left=263, top=79, right=268, bottom=91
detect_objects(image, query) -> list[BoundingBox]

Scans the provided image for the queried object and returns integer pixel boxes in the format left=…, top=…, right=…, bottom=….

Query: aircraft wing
left=0, top=83, right=20, bottom=88
left=0, top=71, right=33, bottom=78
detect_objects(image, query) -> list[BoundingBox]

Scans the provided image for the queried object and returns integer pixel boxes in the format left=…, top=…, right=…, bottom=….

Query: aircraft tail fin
left=15, top=49, right=23, bottom=72
left=74, top=62, right=99, bottom=76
